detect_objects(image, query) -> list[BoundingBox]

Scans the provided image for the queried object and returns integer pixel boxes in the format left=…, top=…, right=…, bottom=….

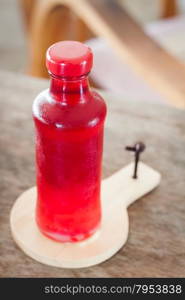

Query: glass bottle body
left=33, top=75, right=106, bottom=242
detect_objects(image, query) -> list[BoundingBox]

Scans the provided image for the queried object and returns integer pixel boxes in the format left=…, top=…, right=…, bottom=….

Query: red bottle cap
left=46, top=41, right=93, bottom=77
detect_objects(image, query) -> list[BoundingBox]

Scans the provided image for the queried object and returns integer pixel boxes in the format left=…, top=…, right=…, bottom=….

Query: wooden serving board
left=10, top=162, right=160, bottom=269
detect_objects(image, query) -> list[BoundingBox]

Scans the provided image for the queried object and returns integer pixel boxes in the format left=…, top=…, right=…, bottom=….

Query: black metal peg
left=125, top=142, right=146, bottom=179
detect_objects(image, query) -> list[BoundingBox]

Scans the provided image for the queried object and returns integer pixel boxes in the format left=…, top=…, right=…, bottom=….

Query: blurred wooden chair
left=19, top=0, right=185, bottom=108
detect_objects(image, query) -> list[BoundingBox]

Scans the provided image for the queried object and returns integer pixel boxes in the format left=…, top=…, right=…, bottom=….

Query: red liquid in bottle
left=33, top=41, right=107, bottom=242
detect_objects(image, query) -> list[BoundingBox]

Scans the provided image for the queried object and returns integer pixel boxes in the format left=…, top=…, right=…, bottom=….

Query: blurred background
left=1, top=0, right=185, bottom=107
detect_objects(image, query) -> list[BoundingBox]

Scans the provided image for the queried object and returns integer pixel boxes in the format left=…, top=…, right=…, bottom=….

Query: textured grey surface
left=0, top=71, right=185, bottom=277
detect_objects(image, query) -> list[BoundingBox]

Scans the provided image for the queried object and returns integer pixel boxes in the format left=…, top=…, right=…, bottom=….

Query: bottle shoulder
left=33, top=89, right=107, bottom=129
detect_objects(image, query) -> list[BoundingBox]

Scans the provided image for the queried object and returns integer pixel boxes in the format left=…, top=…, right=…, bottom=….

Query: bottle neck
left=49, top=73, right=90, bottom=104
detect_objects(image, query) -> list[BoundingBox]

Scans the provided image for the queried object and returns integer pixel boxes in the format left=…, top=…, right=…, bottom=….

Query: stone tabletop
left=0, top=71, right=185, bottom=277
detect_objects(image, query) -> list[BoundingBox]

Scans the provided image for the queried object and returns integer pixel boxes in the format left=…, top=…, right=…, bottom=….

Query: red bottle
left=33, top=41, right=107, bottom=242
